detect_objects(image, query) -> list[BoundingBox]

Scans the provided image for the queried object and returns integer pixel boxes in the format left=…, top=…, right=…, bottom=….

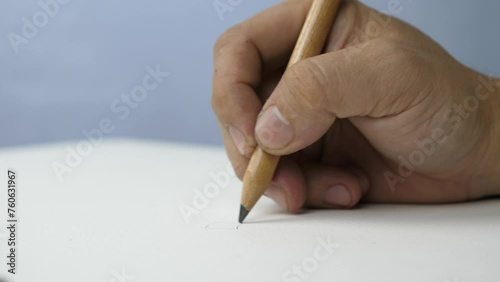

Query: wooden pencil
left=239, top=0, right=342, bottom=223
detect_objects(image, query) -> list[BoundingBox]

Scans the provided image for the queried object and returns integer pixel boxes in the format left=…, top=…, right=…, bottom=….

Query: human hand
left=212, top=0, right=500, bottom=211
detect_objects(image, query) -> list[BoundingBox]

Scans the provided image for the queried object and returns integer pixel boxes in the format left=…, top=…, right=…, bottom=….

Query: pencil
left=239, top=0, right=342, bottom=223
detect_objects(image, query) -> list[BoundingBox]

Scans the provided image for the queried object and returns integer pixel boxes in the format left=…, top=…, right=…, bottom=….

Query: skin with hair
left=212, top=0, right=500, bottom=211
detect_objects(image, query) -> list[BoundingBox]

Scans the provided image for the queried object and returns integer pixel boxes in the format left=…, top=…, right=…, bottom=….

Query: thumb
left=255, top=39, right=411, bottom=155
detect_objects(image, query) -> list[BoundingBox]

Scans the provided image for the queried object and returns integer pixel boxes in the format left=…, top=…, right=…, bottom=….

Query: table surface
left=0, top=139, right=498, bottom=282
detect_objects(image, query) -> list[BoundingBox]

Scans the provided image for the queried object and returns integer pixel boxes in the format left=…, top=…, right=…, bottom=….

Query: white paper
left=0, top=139, right=498, bottom=282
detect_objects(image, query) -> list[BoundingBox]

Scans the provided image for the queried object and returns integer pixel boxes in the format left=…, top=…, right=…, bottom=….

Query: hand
left=212, top=0, right=500, bottom=211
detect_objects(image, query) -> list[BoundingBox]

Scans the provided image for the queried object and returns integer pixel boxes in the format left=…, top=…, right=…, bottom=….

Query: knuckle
left=366, top=38, right=435, bottom=115
left=373, top=37, right=430, bottom=83
left=213, top=25, right=241, bottom=56
left=214, top=30, right=230, bottom=55
left=372, top=38, right=409, bottom=66
left=373, top=37, right=401, bottom=53
left=213, top=29, right=238, bottom=115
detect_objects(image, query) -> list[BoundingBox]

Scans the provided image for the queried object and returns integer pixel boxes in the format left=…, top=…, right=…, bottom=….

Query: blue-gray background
left=2, top=0, right=500, bottom=148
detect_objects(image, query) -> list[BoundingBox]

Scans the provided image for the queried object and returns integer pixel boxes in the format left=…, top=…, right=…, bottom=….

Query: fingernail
left=255, top=105, right=294, bottom=150
left=324, top=185, right=351, bottom=207
left=228, top=125, right=247, bottom=156
left=265, top=184, right=289, bottom=209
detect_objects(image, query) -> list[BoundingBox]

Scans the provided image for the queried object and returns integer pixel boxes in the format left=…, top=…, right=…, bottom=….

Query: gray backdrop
left=2, top=0, right=499, bottom=148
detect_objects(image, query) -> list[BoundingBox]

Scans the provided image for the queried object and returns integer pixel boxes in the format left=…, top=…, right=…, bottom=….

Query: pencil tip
left=239, top=205, right=249, bottom=223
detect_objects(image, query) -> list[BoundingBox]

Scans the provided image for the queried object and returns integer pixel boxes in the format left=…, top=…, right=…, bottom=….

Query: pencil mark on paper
left=205, top=222, right=240, bottom=230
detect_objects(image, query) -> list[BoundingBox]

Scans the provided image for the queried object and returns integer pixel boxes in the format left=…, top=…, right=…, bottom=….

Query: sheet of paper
left=0, top=139, right=499, bottom=282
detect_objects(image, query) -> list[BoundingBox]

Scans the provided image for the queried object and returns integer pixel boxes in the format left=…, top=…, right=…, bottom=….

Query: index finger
left=212, top=0, right=313, bottom=177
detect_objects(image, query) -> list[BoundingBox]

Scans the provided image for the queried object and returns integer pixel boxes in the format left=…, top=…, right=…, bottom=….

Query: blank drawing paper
left=0, top=139, right=499, bottom=282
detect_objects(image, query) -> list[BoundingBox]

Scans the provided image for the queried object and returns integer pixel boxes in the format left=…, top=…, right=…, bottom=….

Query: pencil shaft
left=288, top=0, right=342, bottom=67
left=240, top=0, right=342, bottom=222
